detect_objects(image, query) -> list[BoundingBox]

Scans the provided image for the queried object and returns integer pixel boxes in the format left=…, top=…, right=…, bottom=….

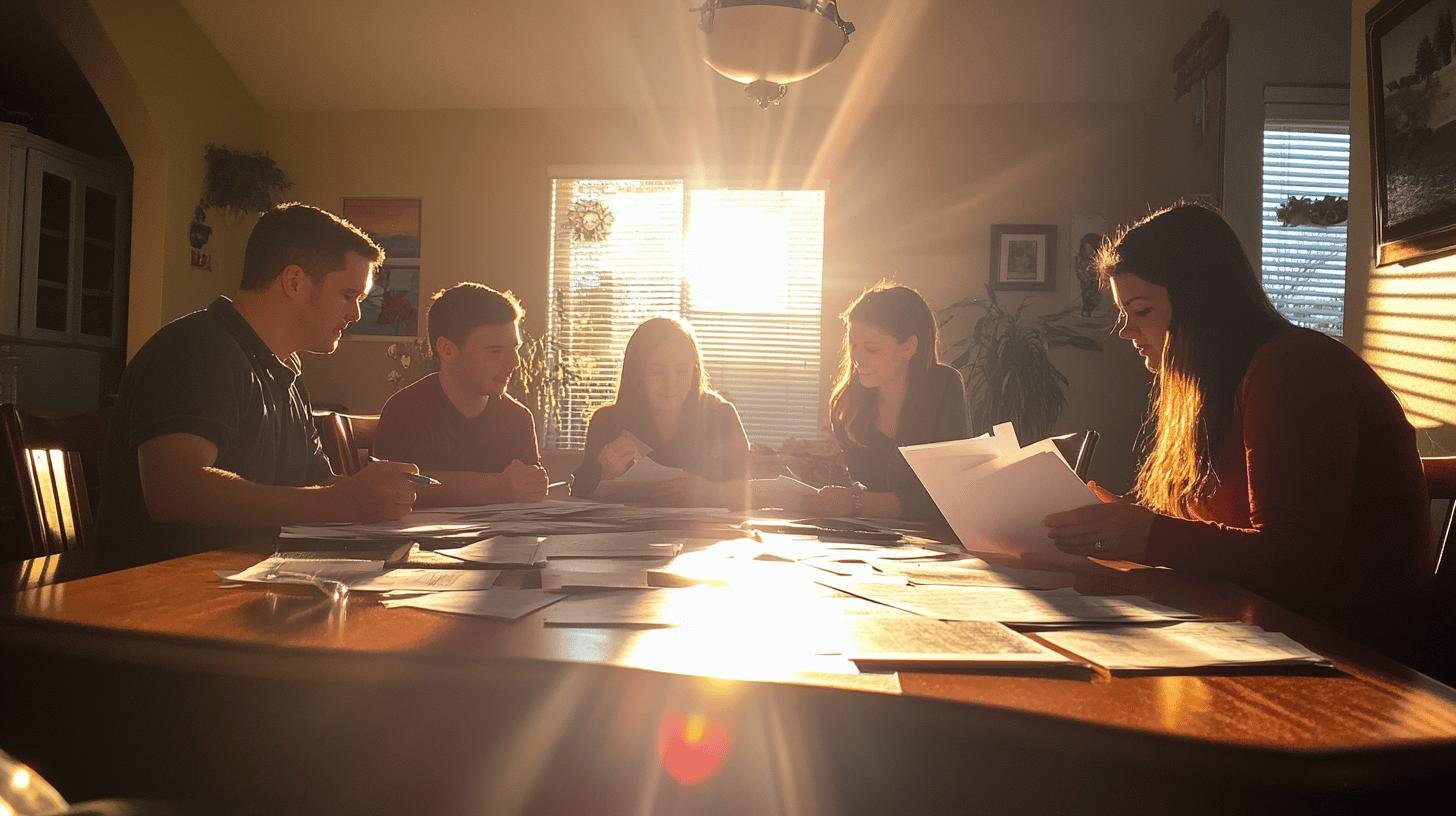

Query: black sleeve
left=570, top=407, right=617, bottom=497
left=699, top=400, right=750, bottom=482
left=124, top=327, right=245, bottom=454
left=294, top=374, right=337, bottom=483
left=893, top=367, right=968, bottom=521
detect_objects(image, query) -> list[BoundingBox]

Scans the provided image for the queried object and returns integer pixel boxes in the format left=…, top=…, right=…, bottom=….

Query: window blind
left=1260, top=121, right=1350, bottom=336
left=547, top=179, right=825, bottom=450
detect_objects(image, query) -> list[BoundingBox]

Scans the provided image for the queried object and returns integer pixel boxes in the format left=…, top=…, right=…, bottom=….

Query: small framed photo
left=341, top=197, right=423, bottom=339
left=990, top=224, right=1057, bottom=291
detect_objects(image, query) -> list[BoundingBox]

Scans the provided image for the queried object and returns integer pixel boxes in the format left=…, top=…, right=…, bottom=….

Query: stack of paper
left=1036, top=622, right=1332, bottom=675
left=434, top=536, right=546, bottom=568
left=900, top=422, right=1098, bottom=565
left=220, top=556, right=501, bottom=592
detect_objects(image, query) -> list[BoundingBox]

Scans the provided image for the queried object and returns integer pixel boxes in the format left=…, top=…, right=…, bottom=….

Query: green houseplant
left=938, top=284, right=1102, bottom=440
left=509, top=290, right=593, bottom=448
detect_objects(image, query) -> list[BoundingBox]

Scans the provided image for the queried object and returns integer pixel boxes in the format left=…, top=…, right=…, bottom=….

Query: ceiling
left=176, top=0, right=1208, bottom=111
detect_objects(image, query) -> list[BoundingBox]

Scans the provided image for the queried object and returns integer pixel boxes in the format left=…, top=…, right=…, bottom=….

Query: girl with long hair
left=815, top=282, right=970, bottom=519
left=571, top=317, right=749, bottom=508
left=1044, top=203, right=1433, bottom=632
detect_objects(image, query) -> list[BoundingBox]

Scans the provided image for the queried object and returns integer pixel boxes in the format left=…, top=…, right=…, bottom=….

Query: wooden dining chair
left=1, top=403, right=110, bottom=558
left=1423, top=456, right=1456, bottom=583
left=317, top=413, right=381, bottom=476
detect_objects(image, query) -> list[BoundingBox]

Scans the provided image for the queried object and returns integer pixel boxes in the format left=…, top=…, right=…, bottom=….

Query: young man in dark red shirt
left=374, top=283, right=548, bottom=505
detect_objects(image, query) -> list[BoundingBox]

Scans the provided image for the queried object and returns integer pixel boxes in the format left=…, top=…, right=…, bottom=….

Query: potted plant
left=509, top=289, right=592, bottom=448
left=938, top=284, right=1101, bottom=440
left=189, top=144, right=291, bottom=266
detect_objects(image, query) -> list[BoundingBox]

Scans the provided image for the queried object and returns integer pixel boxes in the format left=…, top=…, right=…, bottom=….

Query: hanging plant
left=567, top=198, right=614, bottom=243
left=201, top=144, right=292, bottom=219
left=189, top=145, right=292, bottom=267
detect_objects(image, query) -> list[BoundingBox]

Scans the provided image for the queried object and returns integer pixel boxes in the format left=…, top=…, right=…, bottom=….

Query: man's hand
left=330, top=459, right=419, bottom=521
left=504, top=459, right=549, bottom=502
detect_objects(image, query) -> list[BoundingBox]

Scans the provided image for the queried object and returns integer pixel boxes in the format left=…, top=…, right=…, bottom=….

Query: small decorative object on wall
left=1276, top=195, right=1350, bottom=227
left=191, top=144, right=291, bottom=270
left=383, top=338, right=432, bottom=386
left=1367, top=0, right=1456, bottom=264
left=938, top=285, right=1102, bottom=440
left=567, top=198, right=614, bottom=243
left=1070, top=214, right=1109, bottom=319
left=990, top=224, right=1057, bottom=291
left=342, top=197, right=422, bottom=339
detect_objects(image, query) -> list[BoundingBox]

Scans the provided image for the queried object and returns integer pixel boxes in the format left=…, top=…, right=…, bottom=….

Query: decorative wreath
left=1276, top=195, right=1348, bottom=228
left=567, top=198, right=614, bottom=243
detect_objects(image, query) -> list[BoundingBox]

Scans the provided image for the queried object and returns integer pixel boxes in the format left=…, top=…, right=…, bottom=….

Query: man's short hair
left=428, top=283, right=525, bottom=354
left=240, top=202, right=384, bottom=291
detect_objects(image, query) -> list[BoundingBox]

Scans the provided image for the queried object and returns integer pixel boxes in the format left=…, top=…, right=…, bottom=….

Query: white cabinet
left=0, top=123, right=129, bottom=348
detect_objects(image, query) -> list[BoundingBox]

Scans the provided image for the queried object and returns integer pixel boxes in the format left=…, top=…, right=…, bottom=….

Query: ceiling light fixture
left=691, top=1, right=855, bottom=109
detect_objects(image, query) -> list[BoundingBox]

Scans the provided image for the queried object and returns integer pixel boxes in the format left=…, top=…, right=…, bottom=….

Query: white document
left=543, top=588, right=692, bottom=626
left=818, top=579, right=1201, bottom=625
left=1037, top=622, right=1332, bottom=674
left=902, top=434, right=1098, bottom=566
left=871, top=559, right=1073, bottom=590
left=593, top=457, right=689, bottom=503
left=349, top=568, right=501, bottom=592
left=536, top=530, right=693, bottom=559
left=434, top=536, right=545, bottom=567
left=221, top=556, right=386, bottom=586
left=837, top=618, right=1084, bottom=672
left=380, top=588, right=564, bottom=620
left=540, top=563, right=656, bottom=591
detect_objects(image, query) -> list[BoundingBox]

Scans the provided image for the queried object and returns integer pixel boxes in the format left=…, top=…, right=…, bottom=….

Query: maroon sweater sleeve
left=1143, top=338, right=1360, bottom=597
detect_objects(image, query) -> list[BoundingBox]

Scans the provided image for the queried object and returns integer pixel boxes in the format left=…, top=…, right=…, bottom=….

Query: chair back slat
left=343, top=414, right=380, bottom=474
left=1424, top=457, right=1456, bottom=582
left=3, top=403, right=106, bottom=557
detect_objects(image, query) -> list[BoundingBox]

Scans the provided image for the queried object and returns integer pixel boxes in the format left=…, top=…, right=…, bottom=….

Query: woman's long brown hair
left=1098, top=202, right=1291, bottom=515
left=605, top=317, right=716, bottom=443
left=828, top=282, right=940, bottom=446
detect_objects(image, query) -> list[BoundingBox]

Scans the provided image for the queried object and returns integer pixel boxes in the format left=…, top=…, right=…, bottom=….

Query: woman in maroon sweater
left=1044, top=203, right=1434, bottom=633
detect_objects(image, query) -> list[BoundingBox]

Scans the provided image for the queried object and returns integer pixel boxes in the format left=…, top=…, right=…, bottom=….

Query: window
left=547, top=178, right=824, bottom=450
left=1260, top=87, right=1351, bottom=336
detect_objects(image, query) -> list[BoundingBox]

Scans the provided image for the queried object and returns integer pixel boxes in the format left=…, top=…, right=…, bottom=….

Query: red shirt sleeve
left=1144, top=338, right=1360, bottom=600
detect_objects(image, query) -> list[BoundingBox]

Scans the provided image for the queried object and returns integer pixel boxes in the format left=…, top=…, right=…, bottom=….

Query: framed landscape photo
left=990, top=224, right=1057, bottom=291
left=1368, top=0, right=1456, bottom=264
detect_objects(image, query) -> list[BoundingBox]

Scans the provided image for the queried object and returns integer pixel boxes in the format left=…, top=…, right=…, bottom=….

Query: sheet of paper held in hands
left=1035, top=622, right=1332, bottom=674
left=749, top=475, right=819, bottom=509
left=900, top=422, right=1098, bottom=566
left=592, top=456, right=689, bottom=503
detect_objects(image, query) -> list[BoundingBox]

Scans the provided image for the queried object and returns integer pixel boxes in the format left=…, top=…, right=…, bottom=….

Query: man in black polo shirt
left=99, top=203, right=420, bottom=556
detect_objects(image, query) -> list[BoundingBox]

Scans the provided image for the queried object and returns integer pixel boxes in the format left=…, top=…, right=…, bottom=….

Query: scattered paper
left=1036, top=622, right=1331, bottom=674
left=838, top=618, right=1086, bottom=672
left=380, top=588, right=563, bottom=620
left=817, top=579, right=1201, bottom=625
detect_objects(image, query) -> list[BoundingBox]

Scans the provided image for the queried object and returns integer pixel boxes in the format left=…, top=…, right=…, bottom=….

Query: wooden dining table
left=2, top=537, right=1454, bottom=815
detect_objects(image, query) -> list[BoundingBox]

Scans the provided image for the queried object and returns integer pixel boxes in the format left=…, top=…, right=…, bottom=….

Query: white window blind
left=1261, top=97, right=1350, bottom=336
left=547, top=179, right=824, bottom=450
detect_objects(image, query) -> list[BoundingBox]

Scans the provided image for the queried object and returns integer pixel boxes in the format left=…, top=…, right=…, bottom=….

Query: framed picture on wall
left=341, top=197, right=421, bottom=339
left=1367, top=0, right=1456, bottom=265
left=989, top=224, right=1057, bottom=291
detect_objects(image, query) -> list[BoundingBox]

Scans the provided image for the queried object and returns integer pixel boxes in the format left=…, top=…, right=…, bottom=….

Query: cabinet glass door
left=79, top=185, right=118, bottom=339
left=34, top=171, right=71, bottom=333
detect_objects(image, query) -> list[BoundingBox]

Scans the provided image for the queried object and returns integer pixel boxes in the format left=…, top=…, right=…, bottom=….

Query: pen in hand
left=369, top=455, right=442, bottom=487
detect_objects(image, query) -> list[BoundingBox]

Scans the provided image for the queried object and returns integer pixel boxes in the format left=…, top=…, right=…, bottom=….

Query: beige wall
left=51, top=0, right=1230, bottom=490
left=1350, top=0, right=1456, bottom=454
left=264, top=99, right=1219, bottom=489
left=43, top=0, right=263, bottom=357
